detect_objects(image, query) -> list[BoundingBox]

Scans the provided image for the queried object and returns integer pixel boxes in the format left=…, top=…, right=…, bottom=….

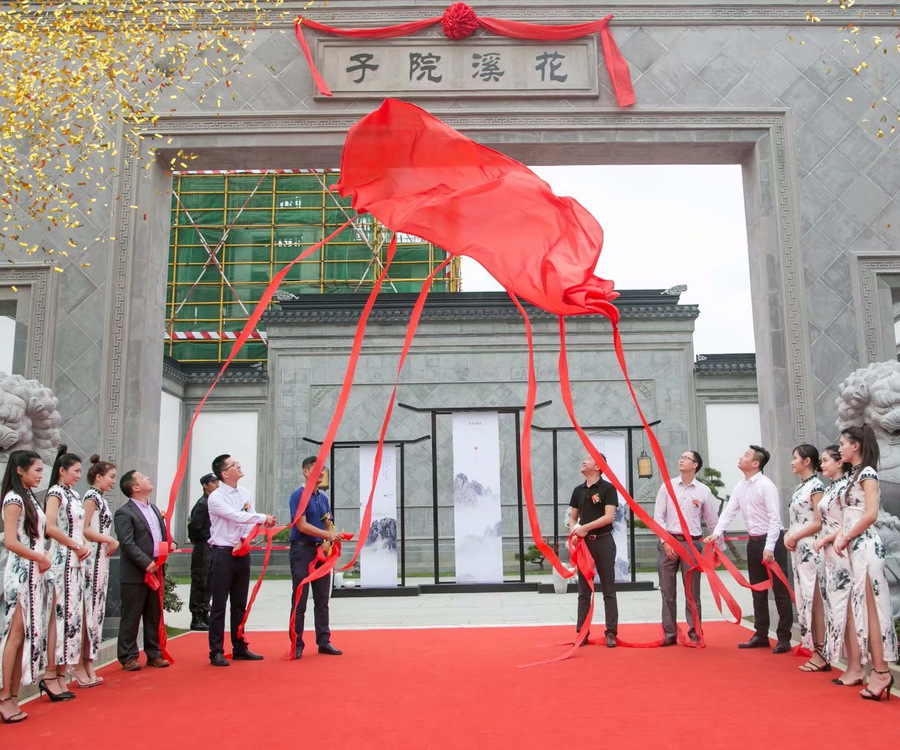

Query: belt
left=671, top=534, right=701, bottom=541
left=586, top=533, right=609, bottom=541
left=210, top=544, right=234, bottom=550
left=291, top=539, right=322, bottom=548
left=748, top=535, right=767, bottom=542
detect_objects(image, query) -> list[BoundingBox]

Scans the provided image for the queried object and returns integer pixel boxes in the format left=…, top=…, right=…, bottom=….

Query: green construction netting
left=167, top=173, right=459, bottom=363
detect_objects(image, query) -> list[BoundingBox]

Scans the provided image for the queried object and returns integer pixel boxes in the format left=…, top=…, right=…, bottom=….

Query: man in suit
left=113, top=470, right=176, bottom=671
left=187, top=473, right=218, bottom=631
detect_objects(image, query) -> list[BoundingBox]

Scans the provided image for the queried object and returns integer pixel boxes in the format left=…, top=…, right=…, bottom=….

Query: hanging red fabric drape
left=336, top=99, right=763, bottom=663
left=294, top=3, right=635, bottom=107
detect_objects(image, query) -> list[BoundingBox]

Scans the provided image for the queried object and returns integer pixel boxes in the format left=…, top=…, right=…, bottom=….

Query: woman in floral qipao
left=44, top=446, right=90, bottom=700
left=0, top=450, right=51, bottom=724
left=812, top=446, right=855, bottom=680
left=834, top=425, right=898, bottom=701
left=782, top=444, right=825, bottom=671
left=76, top=455, right=118, bottom=687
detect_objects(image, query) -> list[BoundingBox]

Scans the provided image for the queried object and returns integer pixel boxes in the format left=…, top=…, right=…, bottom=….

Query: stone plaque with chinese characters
left=315, top=38, right=599, bottom=99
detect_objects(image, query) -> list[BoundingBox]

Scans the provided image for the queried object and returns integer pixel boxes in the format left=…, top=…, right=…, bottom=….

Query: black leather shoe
left=210, top=654, right=230, bottom=667
left=738, top=635, right=770, bottom=649
left=232, top=650, right=264, bottom=661
left=190, top=618, right=209, bottom=631
left=688, top=633, right=701, bottom=644
left=661, top=635, right=677, bottom=647
left=772, top=641, right=792, bottom=654
left=318, top=643, right=342, bottom=656
left=605, top=633, right=617, bottom=648
left=293, top=648, right=303, bottom=660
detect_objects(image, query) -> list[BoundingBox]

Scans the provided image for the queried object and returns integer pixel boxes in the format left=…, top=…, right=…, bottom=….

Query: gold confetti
left=0, top=0, right=303, bottom=258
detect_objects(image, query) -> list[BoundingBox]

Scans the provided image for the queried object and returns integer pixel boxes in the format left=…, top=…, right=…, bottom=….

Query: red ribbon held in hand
left=143, top=541, right=173, bottom=664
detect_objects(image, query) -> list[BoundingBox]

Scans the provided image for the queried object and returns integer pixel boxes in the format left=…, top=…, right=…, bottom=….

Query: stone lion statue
left=0, top=372, right=61, bottom=465
left=836, top=360, right=900, bottom=618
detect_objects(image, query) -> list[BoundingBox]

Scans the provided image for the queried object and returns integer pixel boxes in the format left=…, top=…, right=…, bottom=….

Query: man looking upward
left=653, top=450, right=718, bottom=646
left=206, top=454, right=275, bottom=667
left=704, top=445, right=793, bottom=653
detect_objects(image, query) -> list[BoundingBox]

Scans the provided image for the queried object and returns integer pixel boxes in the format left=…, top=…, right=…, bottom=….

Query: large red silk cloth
left=294, top=6, right=635, bottom=107
left=335, top=99, right=619, bottom=321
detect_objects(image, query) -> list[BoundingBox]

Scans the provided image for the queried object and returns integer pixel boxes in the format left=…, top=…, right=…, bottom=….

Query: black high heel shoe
left=799, top=643, right=832, bottom=673
left=860, top=669, right=895, bottom=701
left=0, top=696, right=27, bottom=724
left=38, top=679, right=76, bottom=702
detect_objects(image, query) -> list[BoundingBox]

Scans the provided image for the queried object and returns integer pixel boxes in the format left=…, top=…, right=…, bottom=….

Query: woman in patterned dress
left=43, top=446, right=90, bottom=700
left=76, top=455, right=118, bottom=687
left=812, top=446, right=858, bottom=683
left=782, top=444, right=826, bottom=671
left=0, top=450, right=51, bottom=724
left=834, top=425, right=899, bottom=701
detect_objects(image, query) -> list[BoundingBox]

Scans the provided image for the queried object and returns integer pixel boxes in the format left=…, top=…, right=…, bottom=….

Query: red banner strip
left=507, top=293, right=573, bottom=578
left=338, top=258, right=451, bottom=574
left=164, top=218, right=355, bottom=540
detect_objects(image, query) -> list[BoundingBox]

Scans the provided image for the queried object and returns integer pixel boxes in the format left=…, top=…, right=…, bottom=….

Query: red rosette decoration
left=441, top=2, right=479, bottom=39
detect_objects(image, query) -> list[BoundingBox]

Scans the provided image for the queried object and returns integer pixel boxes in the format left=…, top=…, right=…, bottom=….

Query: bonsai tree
left=515, top=544, right=546, bottom=570
left=697, top=467, right=742, bottom=563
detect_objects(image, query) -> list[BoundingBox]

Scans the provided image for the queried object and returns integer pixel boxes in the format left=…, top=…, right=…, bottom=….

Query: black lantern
left=637, top=448, right=653, bottom=479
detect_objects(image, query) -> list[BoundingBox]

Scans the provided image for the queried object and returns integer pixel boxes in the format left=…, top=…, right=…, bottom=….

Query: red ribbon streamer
left=294, top=6, right=635, bottom=107
left=142, top=541, right=173, bottom=664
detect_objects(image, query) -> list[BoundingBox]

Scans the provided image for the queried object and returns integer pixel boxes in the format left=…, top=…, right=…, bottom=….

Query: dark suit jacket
left=114, top=499, right=169, bottom=584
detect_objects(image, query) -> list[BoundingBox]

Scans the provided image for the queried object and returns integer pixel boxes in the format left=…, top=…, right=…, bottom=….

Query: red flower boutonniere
left=591, top=493, right=600, bottom=504
left=692, top=498, right=700, bottom=508
left=241, top=502, right=250, bottom=512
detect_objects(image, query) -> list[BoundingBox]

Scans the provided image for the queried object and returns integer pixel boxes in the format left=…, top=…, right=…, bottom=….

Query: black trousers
left=576, top=534, right=618, bottom=636
left=189, top=542, right=211, bottom=618
left=289, top=542, right=331, bottom=650
left=747, top=531, right=793, bottom=642
left=208, top=546, right=251, bottom=658
left=117, top=582, right=162, bottom=664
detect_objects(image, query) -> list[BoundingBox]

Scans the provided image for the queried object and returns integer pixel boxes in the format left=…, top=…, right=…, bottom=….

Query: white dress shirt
left=713, top=472, right=783, bottom=551
left=207, top=483, right=266, bottom=547
left=653, top=475, right=719, bottom=537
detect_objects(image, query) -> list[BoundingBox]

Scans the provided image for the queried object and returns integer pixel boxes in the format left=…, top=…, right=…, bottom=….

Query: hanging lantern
left=637, top=449, right=653, bottom=479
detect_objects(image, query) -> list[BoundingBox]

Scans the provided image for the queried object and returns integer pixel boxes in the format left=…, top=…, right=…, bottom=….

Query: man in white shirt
left=206, top=453, right=276, bottom=667
left=653, top=450, right=718, bottom=646
left=704, top=445, right=793, bottom=653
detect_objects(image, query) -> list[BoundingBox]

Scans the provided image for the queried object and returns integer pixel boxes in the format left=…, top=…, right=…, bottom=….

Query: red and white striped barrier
left=164, top=331, right=267, bottom=341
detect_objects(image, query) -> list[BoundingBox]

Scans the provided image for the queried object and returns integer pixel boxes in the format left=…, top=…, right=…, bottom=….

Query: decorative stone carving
left=836, top=360, right=900, bottom=617
left=0, top=372, right=61, bottom=466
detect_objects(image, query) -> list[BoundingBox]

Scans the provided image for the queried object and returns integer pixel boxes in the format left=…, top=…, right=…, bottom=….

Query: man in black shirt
left=187, top=473, right=218, bottom=631
left=568, top=455, right=619, bottom=648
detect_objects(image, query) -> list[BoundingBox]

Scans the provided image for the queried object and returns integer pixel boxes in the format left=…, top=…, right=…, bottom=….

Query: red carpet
left=9, top=623, right=898, bottom=749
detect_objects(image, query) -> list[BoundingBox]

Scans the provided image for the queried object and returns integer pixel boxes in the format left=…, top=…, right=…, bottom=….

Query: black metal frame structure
left=302, top=435, right=429, bottom=587
left=398, top=401, right=553, bottom=585
left=532, top=420, right=661, bottom=587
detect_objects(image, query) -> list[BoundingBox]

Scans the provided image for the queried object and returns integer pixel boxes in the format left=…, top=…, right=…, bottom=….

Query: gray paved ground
left=165, top=572, right=757, bottom=632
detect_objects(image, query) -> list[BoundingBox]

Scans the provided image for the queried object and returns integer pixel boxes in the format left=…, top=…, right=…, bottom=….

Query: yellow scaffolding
left=167, top=170, right=462, bottom=363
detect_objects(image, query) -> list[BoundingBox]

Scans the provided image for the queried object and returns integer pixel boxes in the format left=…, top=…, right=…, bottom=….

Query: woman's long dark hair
left=1, top=450, right=42, bottom=539
left=50, top=444, right=81, bottom=487
left=841, top=424, right=879, bottom=488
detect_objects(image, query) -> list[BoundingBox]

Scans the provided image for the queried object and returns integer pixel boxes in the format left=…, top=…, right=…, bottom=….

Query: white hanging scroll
left=359, top=444, right=398, bottom=588
left=451, top=411, right=503, bottom=584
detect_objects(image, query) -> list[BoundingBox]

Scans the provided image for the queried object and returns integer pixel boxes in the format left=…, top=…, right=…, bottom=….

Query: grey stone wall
left=4, top=1, right=898, bottom=514
left=264, top=292, right=695, bottom=574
